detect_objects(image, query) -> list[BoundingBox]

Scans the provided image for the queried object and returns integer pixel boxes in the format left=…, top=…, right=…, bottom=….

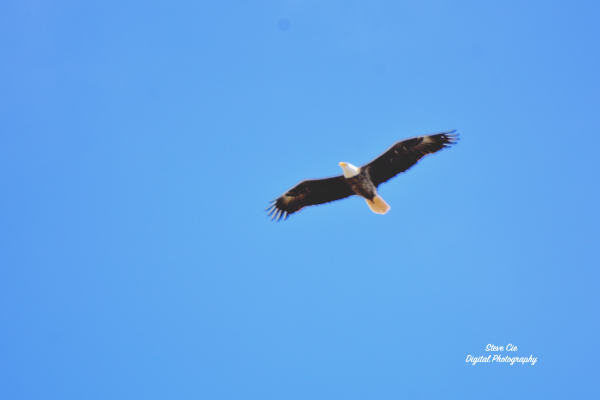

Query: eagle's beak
left=339, top=162, right=346, bottom=167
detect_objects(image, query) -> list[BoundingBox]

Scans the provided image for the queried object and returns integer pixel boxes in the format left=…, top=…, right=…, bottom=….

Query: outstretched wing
left=364, top=130, right=458, bottom=187
left=266, top=175, right=354, bottom=221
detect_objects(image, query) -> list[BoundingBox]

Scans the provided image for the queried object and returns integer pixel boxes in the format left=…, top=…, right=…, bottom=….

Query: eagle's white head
left=339, top=162, right=360, bottom=178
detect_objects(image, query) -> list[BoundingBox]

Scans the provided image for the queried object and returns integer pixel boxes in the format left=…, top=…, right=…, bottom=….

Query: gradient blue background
left=2, top=1, right=599, bottom=398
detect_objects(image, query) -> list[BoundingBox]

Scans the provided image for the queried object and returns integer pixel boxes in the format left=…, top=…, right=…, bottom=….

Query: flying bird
left=266, top=130, right=458, bottom=221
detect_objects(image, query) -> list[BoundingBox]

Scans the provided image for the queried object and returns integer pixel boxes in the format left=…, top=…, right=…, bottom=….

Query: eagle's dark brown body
left=345, top=170, right=377, bottom=201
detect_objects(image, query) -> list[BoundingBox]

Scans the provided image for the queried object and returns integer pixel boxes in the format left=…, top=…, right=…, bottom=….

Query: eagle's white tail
left=366, top=195, right=390, bottom=214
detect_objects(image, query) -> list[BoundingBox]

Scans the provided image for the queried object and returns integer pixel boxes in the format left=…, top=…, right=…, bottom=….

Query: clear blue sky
left=1, top=1, right=599, bottom=398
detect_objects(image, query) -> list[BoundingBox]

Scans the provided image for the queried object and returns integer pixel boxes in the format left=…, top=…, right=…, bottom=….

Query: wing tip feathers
left=266, top=200, right=291, bottom=221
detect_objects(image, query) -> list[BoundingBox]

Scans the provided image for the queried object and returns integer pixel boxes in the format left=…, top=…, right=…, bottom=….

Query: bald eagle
left=266, top=130, right=458, bottom=221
